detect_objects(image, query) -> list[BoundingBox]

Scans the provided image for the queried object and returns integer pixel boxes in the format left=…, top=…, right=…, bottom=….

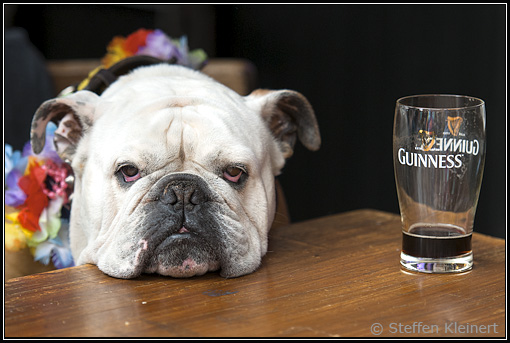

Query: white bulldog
left=31, top=64, right=320, bottom=279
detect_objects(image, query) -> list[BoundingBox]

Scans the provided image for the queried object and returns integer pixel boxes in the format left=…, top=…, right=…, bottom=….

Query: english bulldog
left=31, top=64, right=320, bottom=279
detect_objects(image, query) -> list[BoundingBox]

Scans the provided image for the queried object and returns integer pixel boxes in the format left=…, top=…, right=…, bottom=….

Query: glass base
left=400, top=252, right=473, bottom=273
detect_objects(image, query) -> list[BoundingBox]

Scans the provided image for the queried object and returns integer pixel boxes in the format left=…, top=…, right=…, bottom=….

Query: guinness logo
left=419, top=130, right=435, bottom=151
left=448, top=116, right=463, bottom=136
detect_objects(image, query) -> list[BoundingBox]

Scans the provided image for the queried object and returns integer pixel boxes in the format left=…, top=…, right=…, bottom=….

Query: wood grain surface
left=4, top=209, right=505, bottom=338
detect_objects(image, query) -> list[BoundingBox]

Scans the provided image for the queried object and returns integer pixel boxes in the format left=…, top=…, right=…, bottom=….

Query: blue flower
left=34, top=219, right=74, bottom=269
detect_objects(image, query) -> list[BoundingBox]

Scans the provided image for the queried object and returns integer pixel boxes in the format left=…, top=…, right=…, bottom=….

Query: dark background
left=5, top=4, right=506, bottom=238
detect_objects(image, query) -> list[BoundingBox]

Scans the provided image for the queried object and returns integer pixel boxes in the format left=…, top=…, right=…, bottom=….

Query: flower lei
left=74, top=28, right=207, bottom=93
left=4, top=28, right=207, bottom=269
left=5, top=125, right=74, bottom=269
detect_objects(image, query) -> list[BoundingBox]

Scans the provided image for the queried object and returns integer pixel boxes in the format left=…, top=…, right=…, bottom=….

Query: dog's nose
left=161, top=175, right=208, bottom=212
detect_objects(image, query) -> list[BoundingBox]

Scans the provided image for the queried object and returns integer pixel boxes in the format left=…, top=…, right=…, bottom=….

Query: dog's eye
left=223, top=166, right=244, bottom=183
left=120, top=165, right=141, bottom=182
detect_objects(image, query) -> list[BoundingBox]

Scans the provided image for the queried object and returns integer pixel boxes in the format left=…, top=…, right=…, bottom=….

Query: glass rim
left=396, top=94, right=485, bottom=110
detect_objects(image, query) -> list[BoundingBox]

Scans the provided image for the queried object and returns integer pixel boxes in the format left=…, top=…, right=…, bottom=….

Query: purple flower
left=137, top=29, right=182, bottom=61
left=5, top=169, right=26, bottom=206
left=5, top=144, right=28, bottom=207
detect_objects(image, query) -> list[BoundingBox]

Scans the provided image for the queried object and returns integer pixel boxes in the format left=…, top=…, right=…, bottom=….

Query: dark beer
left=402, top=226, right=472, bottom=258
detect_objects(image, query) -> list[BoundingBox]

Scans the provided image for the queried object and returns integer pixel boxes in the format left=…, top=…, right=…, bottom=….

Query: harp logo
left=447, top=116, right=463, bottom=136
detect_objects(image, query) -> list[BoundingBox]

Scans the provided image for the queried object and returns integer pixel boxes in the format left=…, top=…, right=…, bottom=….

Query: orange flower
left=102, top=36, right=130, bottom=68
left=123, top=28, right=153, bottom=54
left=16, top=157, right=49, bottom=232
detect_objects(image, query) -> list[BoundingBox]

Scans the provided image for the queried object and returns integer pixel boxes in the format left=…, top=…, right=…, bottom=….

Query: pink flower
left=41, top=160, right=71, bottom=202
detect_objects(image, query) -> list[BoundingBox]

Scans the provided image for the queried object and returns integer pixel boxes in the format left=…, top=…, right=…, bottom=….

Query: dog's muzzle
left=138, top=173, right=224, bottom=277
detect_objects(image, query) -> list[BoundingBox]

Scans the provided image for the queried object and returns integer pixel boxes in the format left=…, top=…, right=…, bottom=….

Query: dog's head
left=31, top=65, right=320, bottom=278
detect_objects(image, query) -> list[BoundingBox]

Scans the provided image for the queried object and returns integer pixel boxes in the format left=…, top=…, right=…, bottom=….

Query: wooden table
left=4, top=209, right=505, bottom=338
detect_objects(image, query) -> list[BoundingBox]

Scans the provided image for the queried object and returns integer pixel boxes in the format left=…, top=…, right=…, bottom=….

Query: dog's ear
left=245, top=89, right=321, bottom=158
left=31, top=90, right=100, bottom=162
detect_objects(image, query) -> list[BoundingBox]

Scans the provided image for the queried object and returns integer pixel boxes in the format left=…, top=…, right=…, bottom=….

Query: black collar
left=69, top=55, right=178, bottom=96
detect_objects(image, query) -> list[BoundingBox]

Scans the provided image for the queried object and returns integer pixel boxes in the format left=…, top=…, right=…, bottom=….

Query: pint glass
left=393, top=95, right=486, bottom=273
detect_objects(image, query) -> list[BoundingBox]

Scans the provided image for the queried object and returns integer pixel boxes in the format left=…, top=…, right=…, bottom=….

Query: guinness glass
left=393, top=95, right=486, bottom=273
